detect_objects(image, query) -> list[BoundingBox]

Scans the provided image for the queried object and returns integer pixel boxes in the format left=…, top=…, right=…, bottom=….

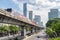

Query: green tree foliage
left=50, top=37, right=60, bottom=40
left=46, top=18, right=60, bottom=37
left=0, top=26, right=4, bottom=33
left=51, top=22, right=60, bottom=36
left=46, top=28, right=55, bottom=37
left=9, top=25, right=20, bottom=33
left=46, top=19, right=58, bottom=27
left=26, top=26, right=31, bottom=31
left=3, top=25, right=10, bottom=32
left=0, top=25, right=20, bottom=36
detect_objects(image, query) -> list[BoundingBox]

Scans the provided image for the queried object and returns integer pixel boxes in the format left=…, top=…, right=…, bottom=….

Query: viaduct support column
left=30, top=27, right=33, bottom=34
left=31, top=27, right=35, bottom=33
left=34, top=27, right=37, bottom=33
left=20, top=25, right=26, bottom=38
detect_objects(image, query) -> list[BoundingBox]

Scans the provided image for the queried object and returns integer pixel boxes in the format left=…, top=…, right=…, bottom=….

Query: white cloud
left=12, top=0, right=23, bottom=14
left=12, top=0, right=60, bottom=26
left=56, top=0, right=60, bottom=1
left=12, top=0, right=19, bottom=4
left=27, top=4, right=34, bottom=11
left=57, top=3, right=60, bottom=6
left=12, top=0, right=58, bottom=10
left=18, top=3, right=23, bottom=11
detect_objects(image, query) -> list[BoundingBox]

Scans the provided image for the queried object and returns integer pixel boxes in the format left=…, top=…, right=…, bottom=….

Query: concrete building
left=40, top=22, right=44, bottom=27
left=34, top=15, right=41, bottom=27
left=29, top=11, right=33, bottom=20
left=58, top=11, right=60, bottom=18
left=48, top=9, right=59, bottom=20
left=23, top=3, right=27, bottom=17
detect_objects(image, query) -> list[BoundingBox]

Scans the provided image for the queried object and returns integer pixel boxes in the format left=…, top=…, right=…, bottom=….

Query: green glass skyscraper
left=23, top=3, right=27, bottom=17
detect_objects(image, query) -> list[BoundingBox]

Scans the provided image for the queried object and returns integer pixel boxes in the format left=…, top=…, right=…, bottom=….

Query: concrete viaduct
left=0, top=9, right=40, bottom=40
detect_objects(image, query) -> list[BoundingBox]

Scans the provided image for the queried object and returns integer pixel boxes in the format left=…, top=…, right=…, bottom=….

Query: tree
left=0, top=25, right=10, bottom=36
left=3, top=25, right=10, bottom=32
left=46, top=28, right=56, bottom=38
left=25, top=26, right=31, bottom=31
left=51, top=22, right=60, bottom=36
left=9, top=25, right=20, bottom=34
left=46, top=18, right=60, bottom=37
left=0, top=26, right=4, bottom=33
left=46, top=18, right=60, bottom=27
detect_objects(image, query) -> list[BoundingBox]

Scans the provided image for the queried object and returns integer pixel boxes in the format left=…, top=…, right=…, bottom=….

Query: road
left=24, top=30, right=48, bottom=40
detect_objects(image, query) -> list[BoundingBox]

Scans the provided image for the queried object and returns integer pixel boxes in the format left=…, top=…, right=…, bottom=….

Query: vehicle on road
left=36, top=36, right=41, bottom=38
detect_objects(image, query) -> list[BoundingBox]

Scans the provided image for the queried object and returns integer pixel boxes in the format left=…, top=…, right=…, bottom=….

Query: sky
left=0, top=0, right=60, bottom=26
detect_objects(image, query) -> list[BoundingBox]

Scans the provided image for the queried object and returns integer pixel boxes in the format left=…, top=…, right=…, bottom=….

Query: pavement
left=23, top=30, right=48, bottom=40
left=0, top=34, right=21, bottom=40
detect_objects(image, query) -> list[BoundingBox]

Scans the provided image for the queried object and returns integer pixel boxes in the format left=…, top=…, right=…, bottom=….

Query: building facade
left=48, top=9, right=59, bottom=20
left=23, top=3, right=27, bottom=17
left=34, top=15, right=41, bottom=27
left=29, top=11, right=33, bottom=20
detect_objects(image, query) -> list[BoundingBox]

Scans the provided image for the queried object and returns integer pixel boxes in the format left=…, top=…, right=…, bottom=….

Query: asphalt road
left=25, top=30, right=48, bottom=40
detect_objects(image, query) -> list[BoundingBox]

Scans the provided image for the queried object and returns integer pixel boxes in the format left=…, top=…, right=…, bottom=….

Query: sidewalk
left=0, top=34, right=20, bottom=40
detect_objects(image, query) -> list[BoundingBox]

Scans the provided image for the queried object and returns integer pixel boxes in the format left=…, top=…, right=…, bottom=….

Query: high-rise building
left=23, top=3, right=27, bottom=17
left=34, top=15, right=41, bottom=26
left=29, top=11, right=33, bottom=20
left=40, top=22, right=44, bottom=27
left=58, top=11, right=60, bottom=18
left=48, top=9, right=59, bottom=20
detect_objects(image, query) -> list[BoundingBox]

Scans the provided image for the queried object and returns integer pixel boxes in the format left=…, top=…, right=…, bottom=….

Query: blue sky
left=0, top=0, right=60, bottom=26
left=0, top=0, right=22, bottom=12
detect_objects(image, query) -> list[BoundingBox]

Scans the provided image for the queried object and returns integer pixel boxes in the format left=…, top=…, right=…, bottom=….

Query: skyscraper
left=40, top=22, right=44, bottom=27
left=48, top=9, right=59, bottom=20
left=58, top=11, right=60, bottom=18
left=23, top=3, right=27, bottom=17
left=29, top=11, right=33, bottom=20
left=34, top=15, right=41, bottom=26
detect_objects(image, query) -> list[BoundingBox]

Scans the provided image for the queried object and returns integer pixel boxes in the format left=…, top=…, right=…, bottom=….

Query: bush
left=46, top=28, right=56, bottom=38
left=49, top=37, right=60, bottom=40
left=3, top=25, right=10, bottom=32
left=0, top=25, right=10, bottom=36
left=46, top=18, right=60, bottom=37
left=25, top=26, right=31, bottom=31
left=0, top=25, right=20, bottom=37
left=9, top=25, right=20, bottom=34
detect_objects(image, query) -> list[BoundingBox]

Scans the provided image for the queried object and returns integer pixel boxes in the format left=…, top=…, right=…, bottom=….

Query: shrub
left=9, top=25, right=20, bottom=34
left=46, top=28, right=56, bottom=38
left=49, top=37, right=60, bottom=40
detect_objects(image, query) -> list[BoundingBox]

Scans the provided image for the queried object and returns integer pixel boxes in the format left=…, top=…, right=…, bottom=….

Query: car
left=36, top=36, right=41, bottom=38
